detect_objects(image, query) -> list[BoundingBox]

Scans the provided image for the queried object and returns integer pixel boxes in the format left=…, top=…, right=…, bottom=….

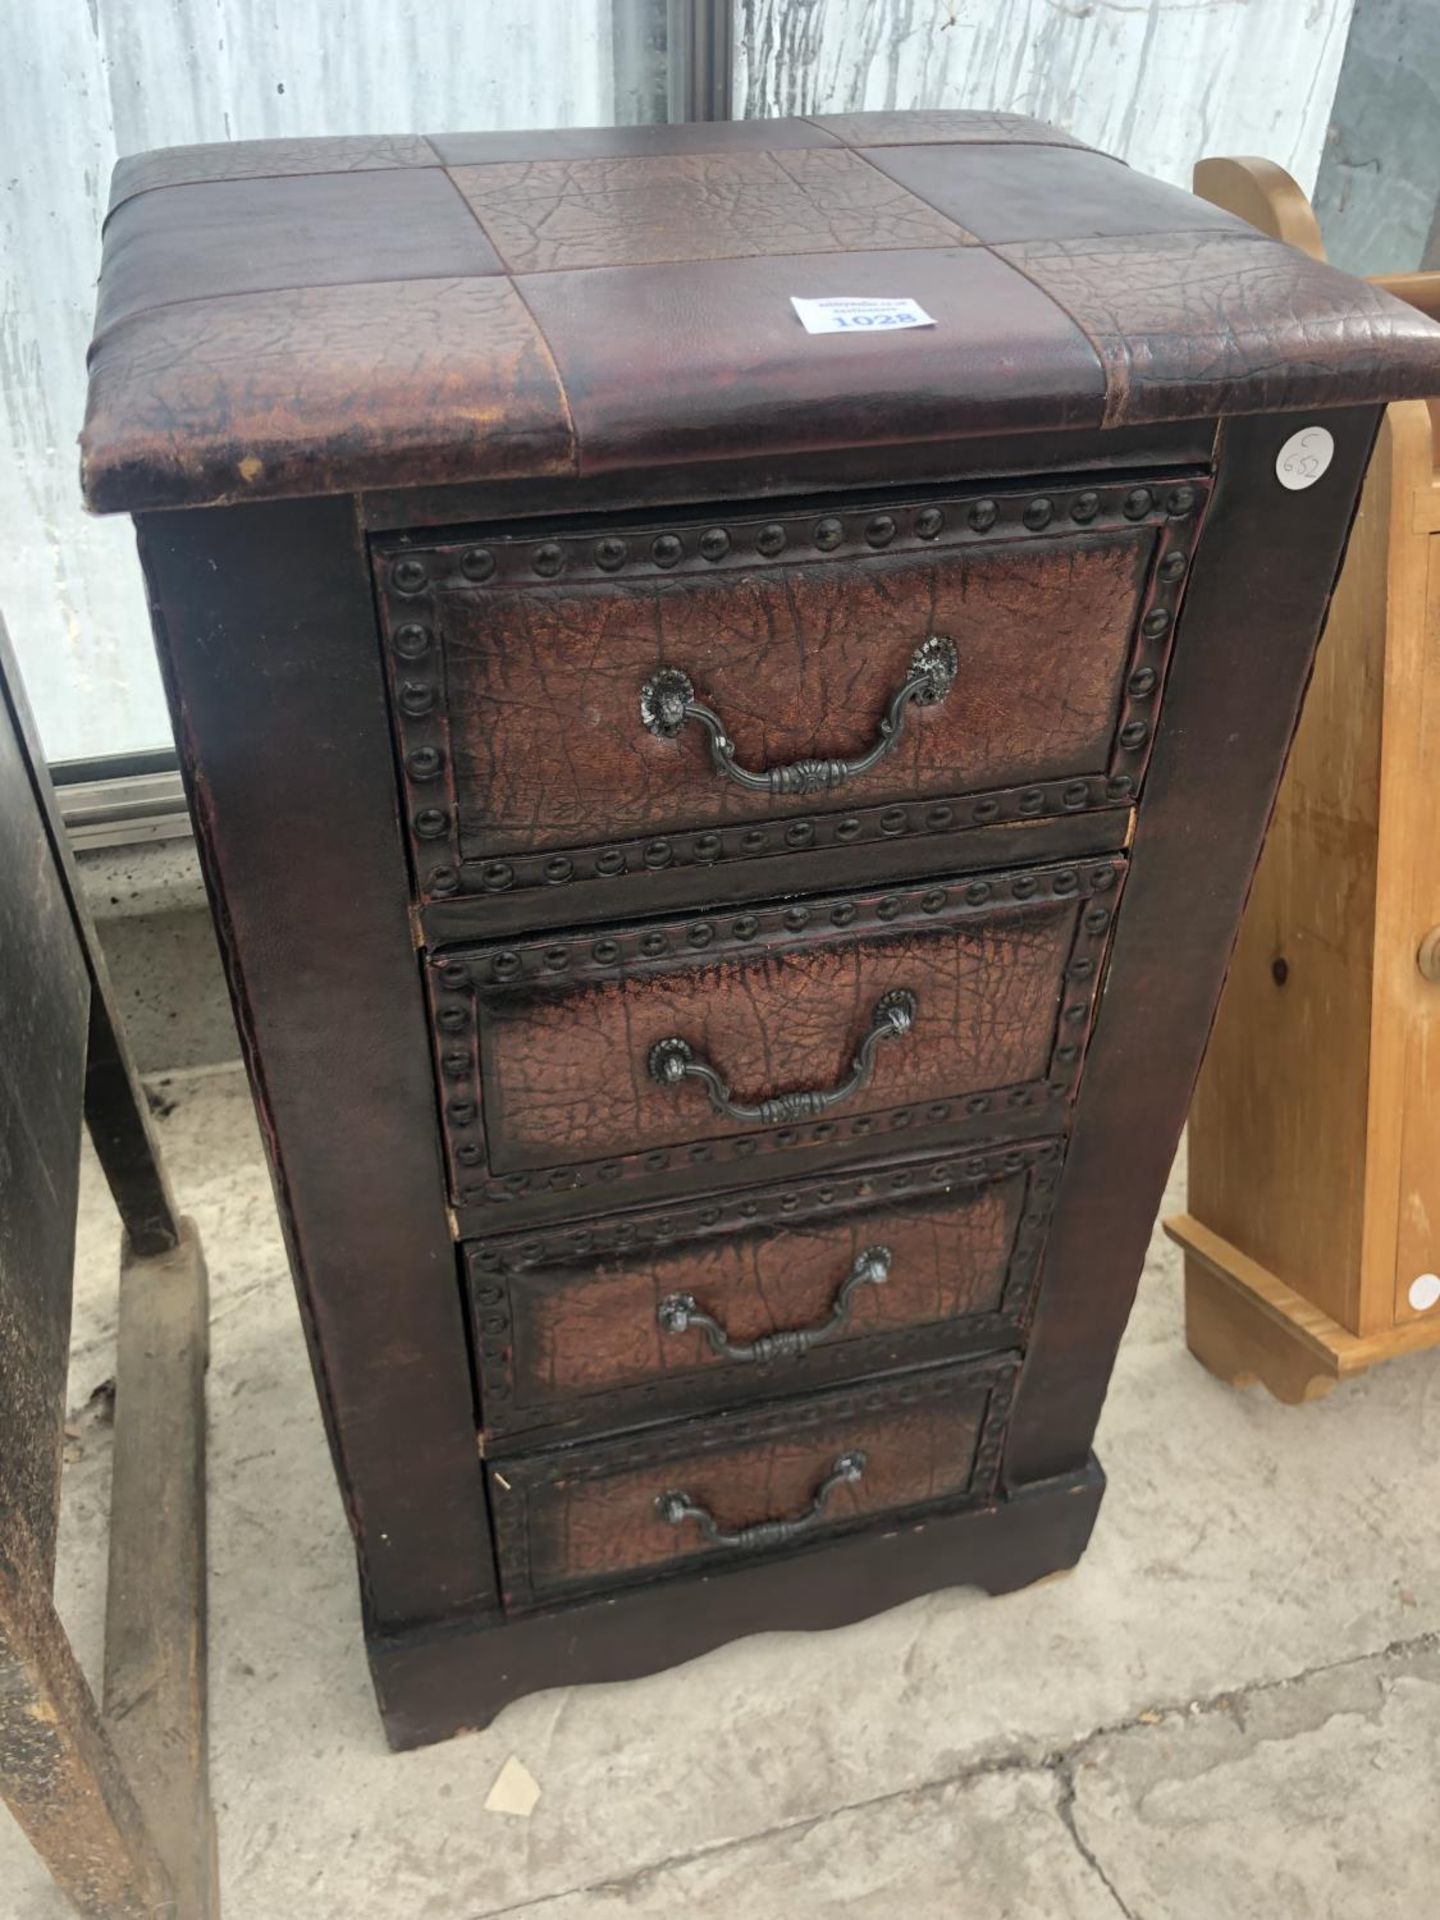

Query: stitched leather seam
left=85, top=270, right=518, bottom=364
left=787, top=142, right=982, bottom=246
left=991, top=226, right=1283, bottom=429
left=506, top=276, right=582, bottom=478
left=101, top=146, right=443, bottom=232
left=984, top=239, right=1114, bottom=415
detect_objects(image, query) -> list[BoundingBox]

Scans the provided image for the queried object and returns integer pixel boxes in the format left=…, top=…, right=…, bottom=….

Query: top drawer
left=375, top=474, right=1203, bottom=917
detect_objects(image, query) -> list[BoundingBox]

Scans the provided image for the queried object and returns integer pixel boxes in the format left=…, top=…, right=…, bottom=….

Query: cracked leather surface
left=105, top=131, right=440, bottom=213
left=515, top=1185, right=1020, bottom=1404
left=81, top=109, right=1440, bottom=512
left=83, top=278, right=573, bottom=509
left=482, top=906, right=1075, bottom=1169
left=449, top=148, right=975, bottom=273
left=513, top=1380, right=990, bottom=1594
left=443, top=533, right=1150, bottom=858
left=995, top=227, right=1440, bottom=427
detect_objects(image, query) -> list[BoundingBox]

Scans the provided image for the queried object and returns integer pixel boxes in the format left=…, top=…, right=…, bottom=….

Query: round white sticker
left=1276, top=425, right=1335, bottom=491
left=1408, top=1272, right=1440, bottom=1314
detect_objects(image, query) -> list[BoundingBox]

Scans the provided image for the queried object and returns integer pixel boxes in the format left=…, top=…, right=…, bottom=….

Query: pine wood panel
left=1185, top=410, right=1390, bottom=1329
left=1378, top=450, right=1440, bottom=1325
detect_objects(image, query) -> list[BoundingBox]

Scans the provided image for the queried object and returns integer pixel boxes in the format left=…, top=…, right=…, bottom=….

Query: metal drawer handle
left=639, top=635, right=958, bottom=796
left=648, top=988, right=917, bottom=1127
left=658, top=1246, right=891, bottom=1364
left=656, top=1450, right=866, bottom=1551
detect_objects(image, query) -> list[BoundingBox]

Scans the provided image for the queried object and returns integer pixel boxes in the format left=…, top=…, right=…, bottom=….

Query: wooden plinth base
left=366, top=1459, right=1106, bottom=1751
left=1167, top=1213, right=1440, bottom=1406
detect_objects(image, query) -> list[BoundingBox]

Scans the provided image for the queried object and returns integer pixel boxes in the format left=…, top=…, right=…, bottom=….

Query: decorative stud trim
left=447, top=778, right=1115, bottom=901
left=465, top=1141, right=1060, bottom=1443
left=374, top=473, right=1209, bottom=909
left=445, top=858, right=1119, bottom=990
left=490, top=1354, right=1019, bottom=1611
left=427, top=857, right=1123, bottom=1214
left=1107, top=492, right=1206, bottom=790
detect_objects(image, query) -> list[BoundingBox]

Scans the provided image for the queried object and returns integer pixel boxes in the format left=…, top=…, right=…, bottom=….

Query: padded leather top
left=82, top=111, right=1440, bottom=512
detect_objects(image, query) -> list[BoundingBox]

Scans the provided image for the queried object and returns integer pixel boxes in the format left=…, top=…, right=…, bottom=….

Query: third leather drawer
left=467, top=1139, right=1059, bottom=1444
left=431, top=855, right=1123, bottom=1223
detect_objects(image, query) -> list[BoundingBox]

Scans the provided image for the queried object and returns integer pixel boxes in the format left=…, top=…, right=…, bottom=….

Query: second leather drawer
left=431, top=854, right=1122, bottom=1221
left=468, top=1139, right=1059, bottom=1443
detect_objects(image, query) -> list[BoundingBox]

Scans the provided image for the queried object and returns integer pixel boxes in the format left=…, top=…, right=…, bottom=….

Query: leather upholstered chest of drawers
left=81, top=110, right=1440, bottom=1748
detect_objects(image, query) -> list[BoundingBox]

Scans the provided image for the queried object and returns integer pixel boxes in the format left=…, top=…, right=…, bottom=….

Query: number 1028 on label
left=791, top=296, right=936, bottom=336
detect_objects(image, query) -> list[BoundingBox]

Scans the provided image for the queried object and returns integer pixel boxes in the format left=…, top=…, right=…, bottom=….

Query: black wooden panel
left=0, top=641, right=90, bottom=1579
left=136, top=498, right=497, bottom=1631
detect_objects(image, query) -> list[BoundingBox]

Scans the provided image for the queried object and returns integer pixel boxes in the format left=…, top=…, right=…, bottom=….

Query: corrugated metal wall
left=736, top=0, right=1355, bottom=188
left=4, top=0, right=1356, bottom=760
left=0, top=1, right=616, bottom=762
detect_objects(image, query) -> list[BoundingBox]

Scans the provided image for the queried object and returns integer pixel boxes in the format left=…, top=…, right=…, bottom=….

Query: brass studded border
left=490, top=1354, right=1020, bottom=1612
left=466, top=1140, right=1059, bottom=1443
left=459, top=774, right=1115, bottom=903
left=372, top=474, right=1207, bottom=907
left=1107, top=480, right=1206, bottom=798
left=427, top=857, right=1124, bottom=1212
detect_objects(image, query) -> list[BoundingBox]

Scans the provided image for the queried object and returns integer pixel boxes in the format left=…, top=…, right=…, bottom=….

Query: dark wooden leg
left=103, top=1217, right=217, bottom=1919
left=0, top=1518, right=175, bottom=1920
left=83, top=978, right=182, bottom=1261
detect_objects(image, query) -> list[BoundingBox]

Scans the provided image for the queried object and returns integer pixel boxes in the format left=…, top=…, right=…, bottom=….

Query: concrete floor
left=6, top=1066, right=1440, bottom=1918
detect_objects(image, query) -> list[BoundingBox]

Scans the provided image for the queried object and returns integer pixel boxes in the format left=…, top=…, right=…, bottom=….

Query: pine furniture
left=1166, top=156, right=1440, bottom=1402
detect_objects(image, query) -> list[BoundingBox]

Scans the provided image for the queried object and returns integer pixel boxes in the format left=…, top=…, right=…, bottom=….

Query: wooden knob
left=1419, top=927, right=1440, bottom=984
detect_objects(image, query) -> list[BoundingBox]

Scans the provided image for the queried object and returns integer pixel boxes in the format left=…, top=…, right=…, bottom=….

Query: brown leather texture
left=429, top=858, right=1124, bottom=1214
left=95, top=170, right=503, bottom=334
left=485, top=917, right=1065, bottom=1163
left=384, top=510, right=1160, bottom=873
left=106, top=132, right=439, bottom=212
left=808, top=110, right=1095, bottom=149
left=466, top=1142, right=1057, bottom=1441
left=994, top=229, right=1436, bottom=428
left=513, top=246, right=1107, bottom=471
left=431, top=120, right=845, bottom=164
left=87, top=278, right=574, bottom=506
left=865, top=143, right=1247, bottom=244
left=491, top=1357, right=1014, bottom=1606
left=448, top=148, right=975, bottom=272
left=82, top=111, right=1440, bottom=512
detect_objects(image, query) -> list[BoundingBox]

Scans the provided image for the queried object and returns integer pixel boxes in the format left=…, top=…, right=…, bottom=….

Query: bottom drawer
left=490, top=1356, right=1017, bottom=1610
